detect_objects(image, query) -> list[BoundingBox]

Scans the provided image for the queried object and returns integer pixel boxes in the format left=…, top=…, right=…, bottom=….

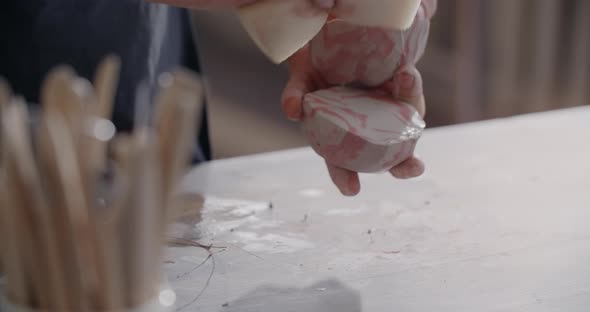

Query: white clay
left=333, top=0, right=421, bottom=30
left=237, top=0, right=421, bottom=63
left=237, top=0, right=328, bottom=63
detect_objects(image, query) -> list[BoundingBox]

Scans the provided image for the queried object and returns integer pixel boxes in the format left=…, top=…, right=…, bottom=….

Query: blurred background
left=192, top=0, right=590, bottom=160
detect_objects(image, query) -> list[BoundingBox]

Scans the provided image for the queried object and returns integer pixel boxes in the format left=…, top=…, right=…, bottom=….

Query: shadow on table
left=219, top=279, right=362, bottom=312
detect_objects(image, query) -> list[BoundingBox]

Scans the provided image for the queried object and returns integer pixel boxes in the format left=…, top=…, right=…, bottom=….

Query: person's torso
left=0, top=0, right=208, bottom=161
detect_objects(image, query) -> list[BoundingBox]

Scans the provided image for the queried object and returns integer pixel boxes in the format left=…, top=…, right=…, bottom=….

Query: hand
left=146, top=0, right=335, bottom=10
left=282, top=45, right=427, bottom=196
left=282, top=0, right=435, bottom=196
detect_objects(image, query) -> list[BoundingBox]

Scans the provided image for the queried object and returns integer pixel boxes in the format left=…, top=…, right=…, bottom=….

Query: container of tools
left=0, top=56, right=204, bottom=311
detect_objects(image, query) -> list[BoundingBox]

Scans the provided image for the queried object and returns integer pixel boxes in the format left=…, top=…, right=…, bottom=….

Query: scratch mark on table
left=176, top=254, right=217, bottom=311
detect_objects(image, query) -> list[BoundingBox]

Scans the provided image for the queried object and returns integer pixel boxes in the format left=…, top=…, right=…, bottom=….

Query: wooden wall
left=421, top=0, right=590, bottom=126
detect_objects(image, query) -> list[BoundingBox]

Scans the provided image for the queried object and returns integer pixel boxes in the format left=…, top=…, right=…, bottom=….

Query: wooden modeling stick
left=123, top=130, right=163, bottom=307
left=153, top=70, right=204, bottom=218
left=90, top=55, right=120, bottom=174
left=93, top=55, right=121, bottom=121
left=43, top=111, right=100, bottom=312
left=37, top=69, right=92, bottom=311
left=0, top=99, right=33, bottom=307
left=2, top=100, right=71, bottom=310
left=102, top=135, right=134, bottom=309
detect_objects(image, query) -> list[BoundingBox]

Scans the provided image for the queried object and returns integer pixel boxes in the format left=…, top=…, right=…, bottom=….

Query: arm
left=147, top=0, right=333, bottom=9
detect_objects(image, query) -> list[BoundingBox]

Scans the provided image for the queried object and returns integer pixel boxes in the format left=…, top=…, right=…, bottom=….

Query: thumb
left=281, top=72, right=311, bottom=121
left=392, top=65, right=426, bottom=117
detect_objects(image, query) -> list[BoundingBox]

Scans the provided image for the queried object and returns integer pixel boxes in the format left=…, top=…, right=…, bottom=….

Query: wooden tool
left=100, top=135, right=134, bottom=310
left=0, top=58, right=204, bottom=311
left=90, top=55, right=120, bottom=175
left=2, top=100, right=70, bottom=310
left=44, top=112, right=98, bottom=311
left=93, top=55, right=121, bottom=121
left=124, top=130, right=163, bottom=306
left=153, top=70, right=204, bottom=219
left=0, top=99, right=30, bottom=306
left=5, top=99, right=56, bottom=308
left=41, top=66, right=78, bottom=130
left=37, top=68, right=89, bottom=310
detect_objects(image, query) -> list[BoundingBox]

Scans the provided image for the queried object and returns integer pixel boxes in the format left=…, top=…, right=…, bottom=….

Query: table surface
left=166, top=107, right=590, bottom=312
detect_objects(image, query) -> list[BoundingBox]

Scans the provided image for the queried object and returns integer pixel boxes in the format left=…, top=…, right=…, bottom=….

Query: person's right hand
left=282, top=44, right=427, bottom=196
left=281, top=0, right=436, bottom=196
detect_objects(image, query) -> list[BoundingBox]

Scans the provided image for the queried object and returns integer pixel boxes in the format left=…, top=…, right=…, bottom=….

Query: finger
left=282, top=46, right=325, bottom=121
left=389, top=156, right=425, bottom=179
left=281, top=73, right=313, bottom=121
left=326, top=163, right=361, bottom=196
left=392, top=65, right=426, bottom=117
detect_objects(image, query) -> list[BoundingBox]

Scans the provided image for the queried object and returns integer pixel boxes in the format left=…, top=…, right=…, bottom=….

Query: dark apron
left=0, top=0, right=210, bottom=162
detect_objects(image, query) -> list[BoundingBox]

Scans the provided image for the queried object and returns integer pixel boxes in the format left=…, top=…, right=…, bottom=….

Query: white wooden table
left=166, top=107, right=590, bottom=312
